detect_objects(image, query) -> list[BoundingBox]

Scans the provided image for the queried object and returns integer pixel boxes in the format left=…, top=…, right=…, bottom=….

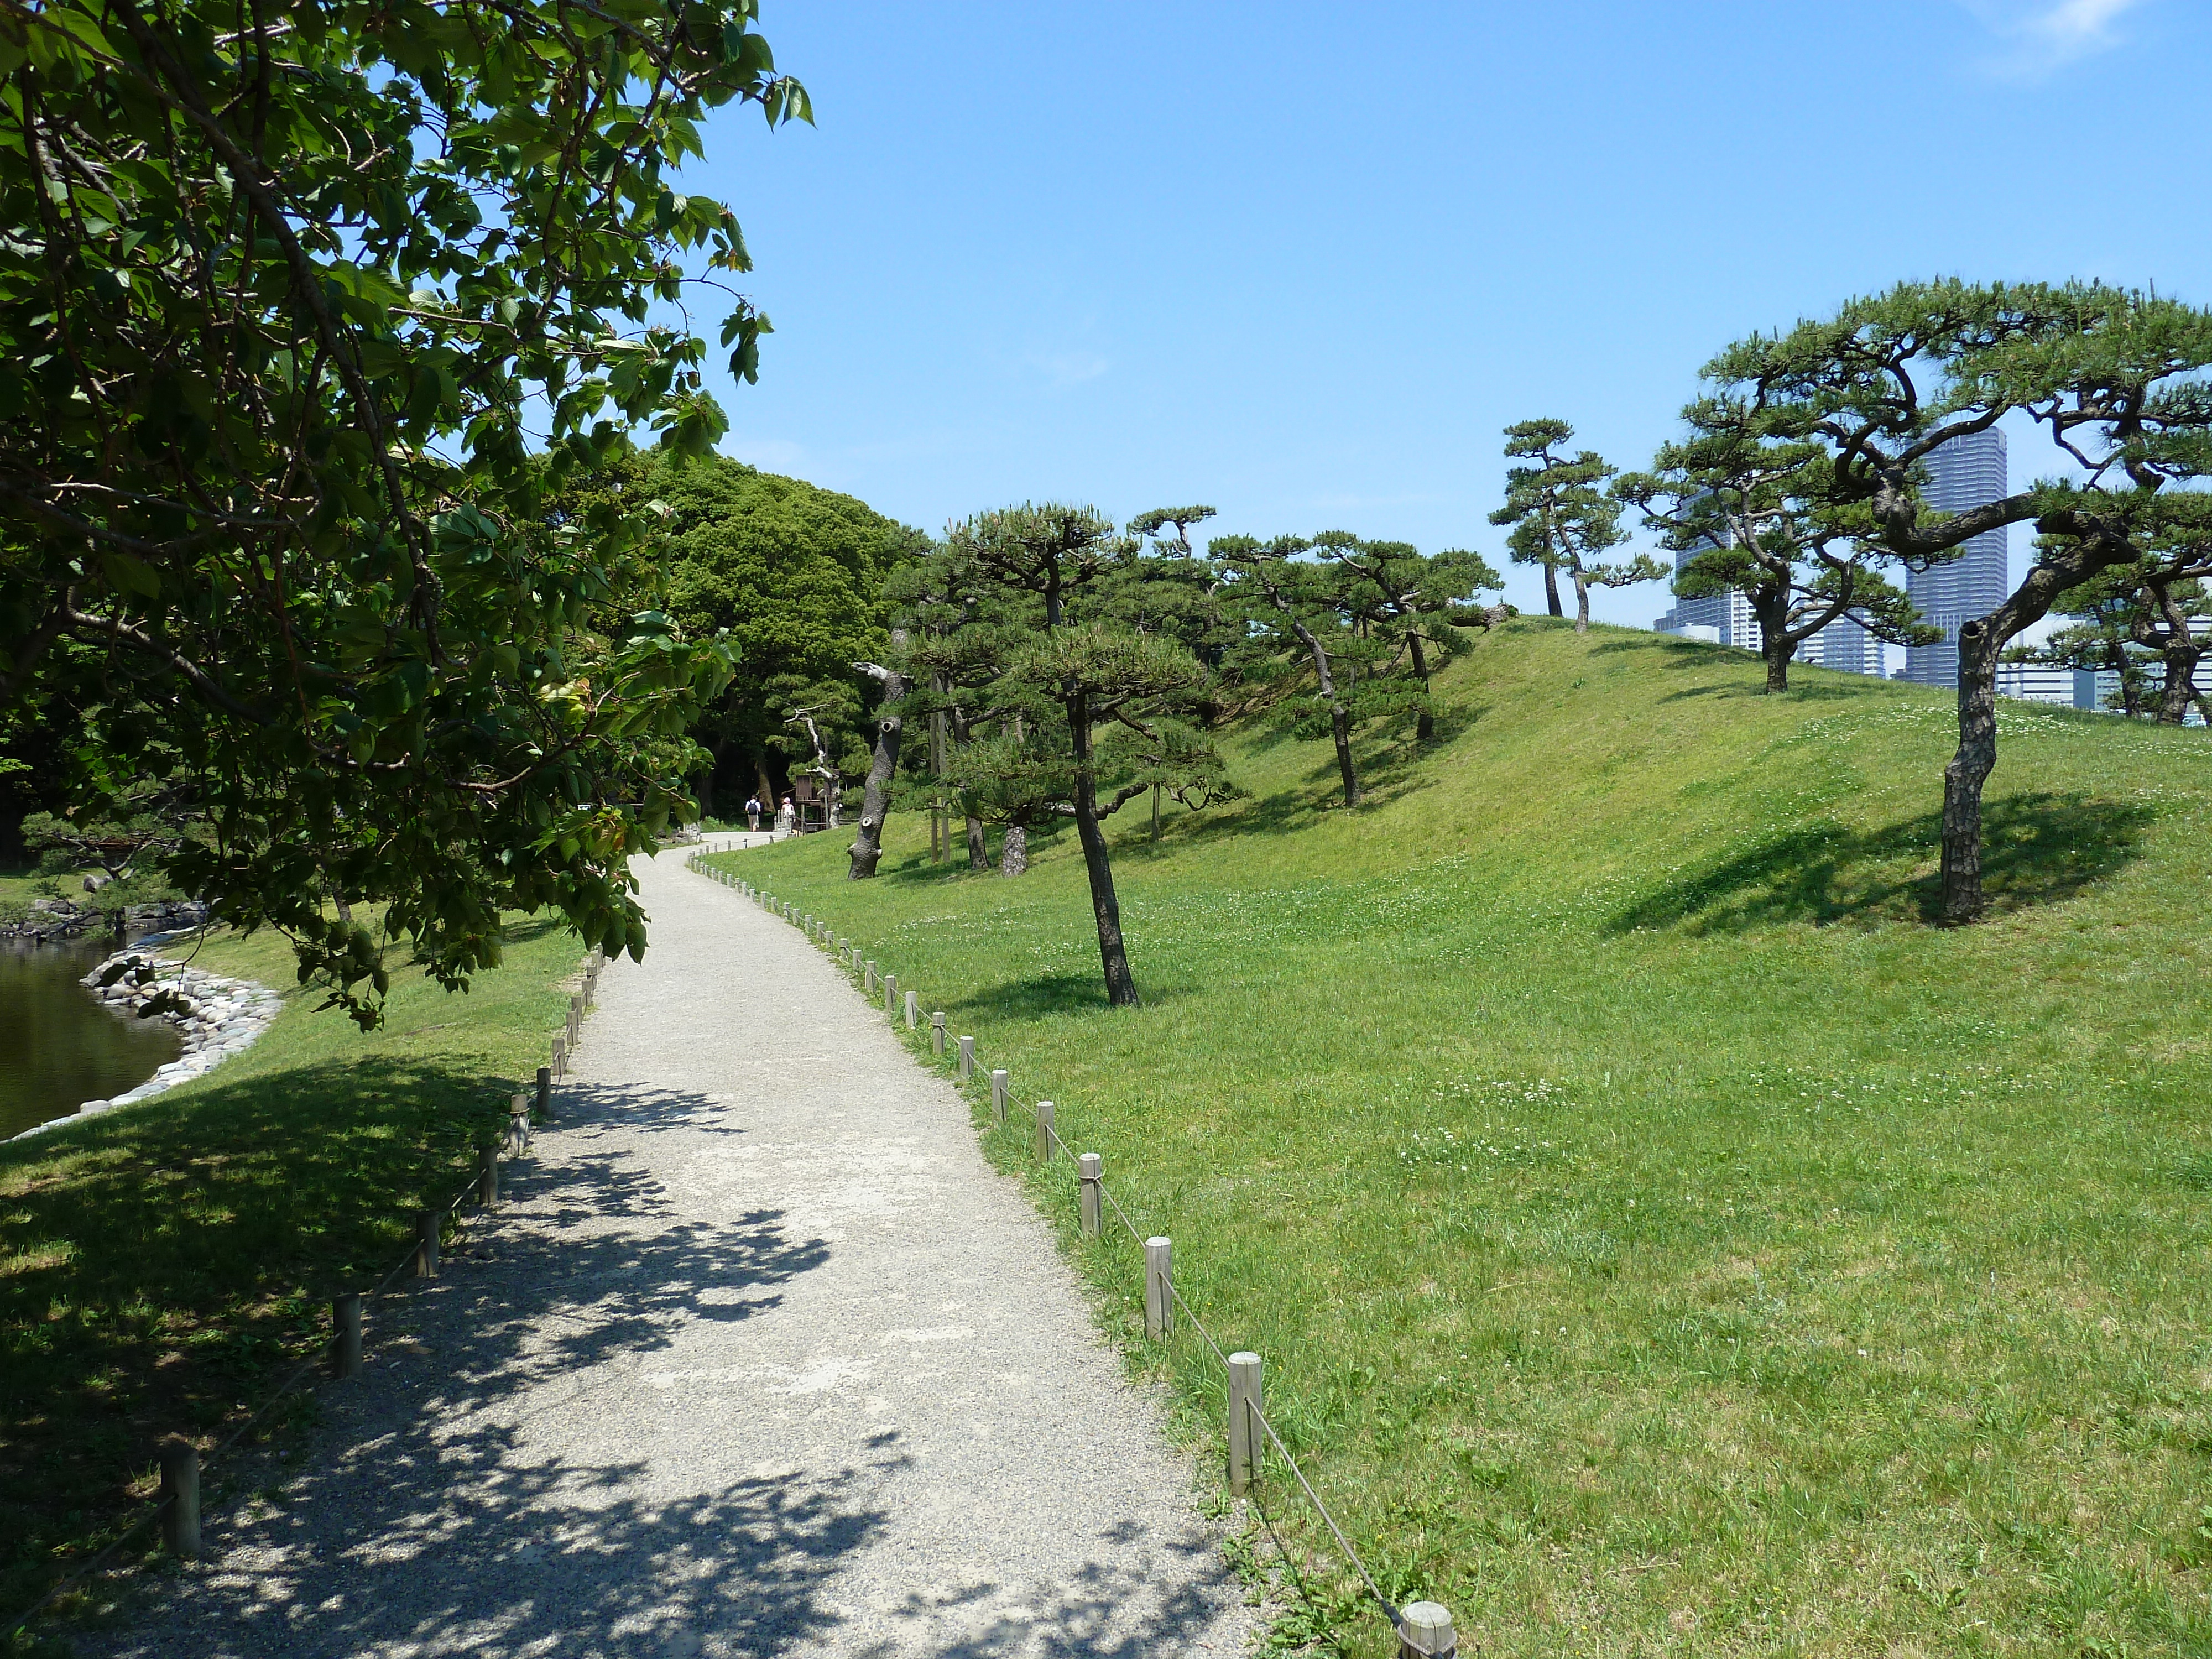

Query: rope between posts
left=1250, top=1398, right=1402, bottom=1629
left=692, top=859, right=1410, bottom=1647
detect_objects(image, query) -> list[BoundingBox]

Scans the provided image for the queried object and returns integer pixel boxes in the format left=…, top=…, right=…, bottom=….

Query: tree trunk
left=1068, top=693, right=1139, bottom=1006
left=1572, top=570, right=1591, bottom=633
left=966, top=813, right=988, bottom=870
left=847, top=641, right=909, bottom=880
left=1000, top=822, right=1028, bottom=877
left=1542, top=561, right=1562, bottom=618
left=1764, top=638, right=1791, bottom=693
left=1940, top=618, right=2001, bottom=923
left=1330, top=702, right=1359, bottom=808
left=1408, top=633, right=1434, bottom=742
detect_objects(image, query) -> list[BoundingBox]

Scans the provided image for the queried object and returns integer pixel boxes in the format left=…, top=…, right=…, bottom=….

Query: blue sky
left=680, top=0, right=2209, bottom=626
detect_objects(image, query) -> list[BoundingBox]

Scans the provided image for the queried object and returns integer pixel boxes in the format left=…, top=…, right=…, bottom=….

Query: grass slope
left=1, top=917, right=582, bottom=1629
left=709, top=619, right=2212, bottom=1659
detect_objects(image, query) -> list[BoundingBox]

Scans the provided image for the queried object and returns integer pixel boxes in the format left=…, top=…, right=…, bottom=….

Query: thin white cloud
left=1022, top=349, right=1110, bottom=388
left=1965, top=0, right=2148, bottom=80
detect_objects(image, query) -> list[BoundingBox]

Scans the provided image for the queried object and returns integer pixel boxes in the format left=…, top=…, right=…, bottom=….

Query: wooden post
left=159, top=1436, right=200, bottom=1559
left=332, top=1292, right=363, bottom=1378
left=931, top=1011, right=946, bottom=1055
left=957, top=1036, right=974, bottom=1079
left=551, top=1035, right=566, bottom=1079
left=415, top=1208, right=442, bottom=1277
left=1079, top=1153, right=1102, bottom=1237
left=865, top=961, right=877, bottom=994
left=990, top=1069, right=1009, bottom=1125
left=884, top=973, right=898, bottom=1015
left=1397, top=1603, right=1458, bottom=1658
left=904, top=990, right=917, bottom=1029
left=478, top=1145, right=499, bottom=1207
left=1228, top=1351, right=1262, bottom=1495
left=535, top=1065, right=551, bottom=1119
left=568, top=994, right=582, bottom=1036
left=1035, top=1099, right=1054, bottom=1161
left=1145, top=1236, right=1173, bottom=1339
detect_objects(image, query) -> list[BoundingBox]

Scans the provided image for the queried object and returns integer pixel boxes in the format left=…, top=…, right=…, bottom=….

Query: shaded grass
left=0, top=915, right=584, bottom=1627
left=709, top=623, right=2212, bottom=1658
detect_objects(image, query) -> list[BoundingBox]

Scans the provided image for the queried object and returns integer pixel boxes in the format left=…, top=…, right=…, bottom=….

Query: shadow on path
left=70, top=1115, right=846, bottom=1657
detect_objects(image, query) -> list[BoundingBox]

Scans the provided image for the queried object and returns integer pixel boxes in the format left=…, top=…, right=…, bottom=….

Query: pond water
left=0, top=935, right=181, bottom=1141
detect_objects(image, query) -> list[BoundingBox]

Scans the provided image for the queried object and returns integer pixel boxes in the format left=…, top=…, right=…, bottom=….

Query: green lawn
left=708, top=620, right=2212, bottom=1658
left=0, top=916, right=585, bottom=1630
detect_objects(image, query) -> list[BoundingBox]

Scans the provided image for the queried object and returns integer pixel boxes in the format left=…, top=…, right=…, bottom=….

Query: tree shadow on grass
left=1605, top=791, right=2156, bottom=934
left=0, top=1054, right=676, bottom=1624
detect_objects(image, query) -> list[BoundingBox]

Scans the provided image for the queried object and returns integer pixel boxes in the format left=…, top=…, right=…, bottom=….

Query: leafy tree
left=613, top=454, right=926, bottom=813
left=947, top=504, right=1217, bottom=1005
left=1214, top=536, right=1372, bottom=806
left=1707, top=280, right=2212, bottom=920
left=1617, top=405, right=1934, bottom=693
left=1312, top=536, right=1503, bottom=740
left=1491, top=419, right=1665, bottom=629
left=2012, top=558, right=2211, bottom=722
left=0, top=0, right=810, bottom=1020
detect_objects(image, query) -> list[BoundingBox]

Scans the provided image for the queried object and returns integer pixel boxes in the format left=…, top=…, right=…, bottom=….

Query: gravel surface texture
left=72, top=842, right=1252, bottom=1658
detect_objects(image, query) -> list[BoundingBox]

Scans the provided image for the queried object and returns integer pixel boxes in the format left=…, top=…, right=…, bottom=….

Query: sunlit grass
left=709, top=620, right=2212, bottom=1658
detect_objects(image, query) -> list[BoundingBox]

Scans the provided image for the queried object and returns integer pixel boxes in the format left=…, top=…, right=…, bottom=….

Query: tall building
left=1653, top=552, right=1756, bottom=650
left=1901, top=430, right=2010, bottom=688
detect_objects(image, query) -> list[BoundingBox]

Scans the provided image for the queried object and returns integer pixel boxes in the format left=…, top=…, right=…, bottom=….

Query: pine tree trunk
left=1764, top=640, right=1791, bottom=693
left=1940, top=619, right=2000, bottom=923
left=1408, top=632, right=1434, bottom=742
left=1543, top=562, right=1562, bottom=618
left=1068, top=693, right=1139, bottom=1006
left=1573, top=572, right=1591, bottom=633
left=1331, top=702, right=1360, bottom=808
left=1000, top=822, right=1028, bottom=877
left=847, top=644, right=909, bottom=880
left=966, top=814, right=988, bottom=870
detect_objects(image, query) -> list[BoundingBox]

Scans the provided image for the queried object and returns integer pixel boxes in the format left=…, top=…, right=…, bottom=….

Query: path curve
left=77, top=844, right=1251, bottom=1658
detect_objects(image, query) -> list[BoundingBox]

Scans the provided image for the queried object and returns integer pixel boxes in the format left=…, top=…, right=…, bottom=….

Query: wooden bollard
left=958, top=1036, right=974, bottom=1079
left=865, top=961, right=877, bottom=993
left=904, top=989, right=917, bottom=1029
left=159, top=1436, right=200, bottom=1558
left=478, top=1145, right=499, bottom=1207
left=884, top=973, right=898, bottom=1015
left=1144, top=1235, right=1173, bottom=1338
left=1035, top=1098, right=1055, bottom=1161
left=1228, top=1351, right=1262, bottom=1495
left=1397, top=1603, right=1458, bottom=1658
left=1079, top=1152, right=1102, bottom=1236
left=535, top=1065, right=551, bottom=1119
left=931, top=1011, right=946, bottom=1055
left=551, top=1035, right=566, bottom=1078
left=332, top=1292, right=363, bottom=1378
left=990, top=1069, right=1009, bottom=1125
left=415, top=1208, right=442, bottom=1277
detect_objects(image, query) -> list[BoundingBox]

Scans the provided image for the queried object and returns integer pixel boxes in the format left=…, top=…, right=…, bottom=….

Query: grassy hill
left=707, top=619, right=2212, bottom=1659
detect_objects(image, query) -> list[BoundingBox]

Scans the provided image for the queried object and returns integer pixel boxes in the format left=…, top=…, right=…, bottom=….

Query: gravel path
left=75, top=843, right=1251, bottom=1658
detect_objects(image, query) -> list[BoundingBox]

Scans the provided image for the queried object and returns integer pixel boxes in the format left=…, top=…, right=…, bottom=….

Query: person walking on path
left=744, top=794, right=762, bottom=832
left=71, top=846, right=1251, bottom=1658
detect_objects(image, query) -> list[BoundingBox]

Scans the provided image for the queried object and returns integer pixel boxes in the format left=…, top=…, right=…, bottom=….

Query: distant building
left=1901, top=430, right=2011, bottom=688
left=1995, top=662, right=2103, bottom=709
left=1797, top=614, right=1880, bottom=675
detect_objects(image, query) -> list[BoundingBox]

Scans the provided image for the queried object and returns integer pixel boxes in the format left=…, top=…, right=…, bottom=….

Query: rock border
left=7, top=945, right=282, bottom=1141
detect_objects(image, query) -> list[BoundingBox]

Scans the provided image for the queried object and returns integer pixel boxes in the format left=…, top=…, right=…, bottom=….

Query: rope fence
left=687, top=850, right=1459, bottom=1659
left=4, top=946, right=607, bottom=1642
